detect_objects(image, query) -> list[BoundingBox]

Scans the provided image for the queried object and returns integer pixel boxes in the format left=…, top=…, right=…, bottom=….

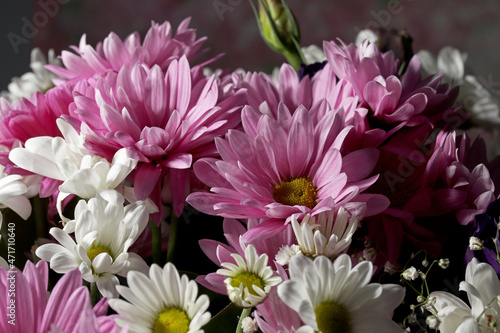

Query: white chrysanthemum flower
left=417, top=46, right=500, bottom=128
left=301, top=44, right=327, bottom=65
left=291, top=208, right=358, bottom=259
left=355, top=29, right=379, bottom=46
left=109, top=262, right=211, bottom=333
left=1, top=48, right=61, bottom=103
left=9, top=118, right=138, bottom=221
left=430, top=258, right=500, bottom=333
left=217, top=244, right=282, bottom=308
left=275, top=244, right=301, bottom=266
left=278, top=254, right=405, bottom=333
left=35, top=190, right=149, bottom=298
left=0, top=164, right=31, bottom=220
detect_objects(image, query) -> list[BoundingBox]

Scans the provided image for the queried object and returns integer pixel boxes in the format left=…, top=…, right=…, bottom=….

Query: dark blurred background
left=1, top=0, right=500, bottom=91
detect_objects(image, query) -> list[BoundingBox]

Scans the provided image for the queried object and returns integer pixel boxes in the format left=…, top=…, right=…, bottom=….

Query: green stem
left=151, top=220, right=162, bottom=265
left=166, top=212, right=178, bottom=263
left=90, top=282, right=101, bottom=306
left=235, top=307, right=252, bottom=333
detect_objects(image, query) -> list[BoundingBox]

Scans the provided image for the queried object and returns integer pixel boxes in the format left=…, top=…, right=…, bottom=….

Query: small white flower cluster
left=1, top=48, right=61, bottom=103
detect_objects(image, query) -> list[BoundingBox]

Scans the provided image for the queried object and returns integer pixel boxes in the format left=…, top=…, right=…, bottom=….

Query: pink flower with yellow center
left=187, top=103, right=389, bottom=242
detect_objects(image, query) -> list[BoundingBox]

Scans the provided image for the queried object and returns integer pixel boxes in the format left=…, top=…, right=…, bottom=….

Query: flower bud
left=416, top=295, right=425, bottom=303
left=251, top=0, right=303, bottom=70
left=469, top=236, right=484, bottom=250
left=402, top=266, right=419, bottom=281
left=438, top=258, right=450, bottom=269
left=426, top=315, right=439, bottom=329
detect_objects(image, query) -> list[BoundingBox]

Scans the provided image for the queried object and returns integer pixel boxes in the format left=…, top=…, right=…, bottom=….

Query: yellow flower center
left=272, top=176, right=317, bottom=209
left=86, top=245, right=113, bottom=262
left=153, top=307, right=190, bottom=333
left=230, top=272, right=265, bottom=296
left=315, top=301, right=352, bottom=333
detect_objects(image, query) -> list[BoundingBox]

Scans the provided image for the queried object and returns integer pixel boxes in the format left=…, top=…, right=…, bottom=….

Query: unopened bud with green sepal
left=249, top=0, right=305, bottom=70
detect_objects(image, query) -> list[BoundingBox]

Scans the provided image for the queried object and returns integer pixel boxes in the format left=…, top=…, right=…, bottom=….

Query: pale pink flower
left=47, top=18, right=208, bottom=84
left=0, top=85, right=74, bottom=170
left=0, top=260, right=123, bottom=333
left=324, top=39, right=459, bottom=128
left=67, top=57, right=246, bottom=221
left=187, top=103, right=389, bottom=242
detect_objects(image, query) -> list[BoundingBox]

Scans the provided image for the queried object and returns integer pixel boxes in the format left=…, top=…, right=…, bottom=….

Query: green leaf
left=203, top=302, right=242, bottom=333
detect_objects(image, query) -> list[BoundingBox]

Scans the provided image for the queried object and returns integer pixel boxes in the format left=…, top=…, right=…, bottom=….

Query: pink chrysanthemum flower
left=234, top=62, right=365, bottom=125
left=324, top=39, right=459, bottom=128
left=68, top=57, right=246, bottom=221
left=47, top=18, right=209, bottom=84
left=434, top=130, right=497, bottom=225
left=0, top=260, right=123, bottom=333
left=0, top=85, right=74, bottom=169
left=187, top=103, right=389, bottom=241
left=364, top=128, right=498, bottom=267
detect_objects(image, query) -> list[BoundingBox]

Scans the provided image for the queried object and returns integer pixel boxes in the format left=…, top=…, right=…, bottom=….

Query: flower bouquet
left=2, top=1, right=500, bottom=332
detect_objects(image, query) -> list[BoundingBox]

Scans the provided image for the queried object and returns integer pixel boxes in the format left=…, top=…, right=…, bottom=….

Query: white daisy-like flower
left=291, top=208, right=358, bottom=259
left=109, top=262, right=211, bottom=333
left=278, top=254, right=405, bottom=333
left=417, top=46, right=500, bottom=128
left=9, top=118, right=138, bottom=221
left=35, top=190, right=149, bottom=298
left=430, top=258, right=500, bottom=333
left=0, top=164, right=31, bottom=220
left=1, top=48, right=61, bottom=103
left=217, top=244, right=282, bottom=308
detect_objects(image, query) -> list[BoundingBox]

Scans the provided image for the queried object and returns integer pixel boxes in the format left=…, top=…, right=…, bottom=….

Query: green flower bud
left=250, top=0, right=304, bottom=70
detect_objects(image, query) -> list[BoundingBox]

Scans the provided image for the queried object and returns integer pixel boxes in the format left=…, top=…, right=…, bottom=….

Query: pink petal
left=242, top=219, right=287, bottom=243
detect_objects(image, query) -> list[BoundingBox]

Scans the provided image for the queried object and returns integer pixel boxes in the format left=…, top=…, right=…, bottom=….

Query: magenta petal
left=22, top=261, right=47, bottom=327
left=169, top=169, right=188, bottom=216
left=93, top=297, right=109, bottom=317
left=133, top=163, right=162, bottom=200
left=11, top=268, right=35, bottom=333
left=196, top=273, right=227, bottom=295
left=457, top=209, right=482, bottom=226
left=287, top=120, right=312, bottom=177
left=54, top=287, right=95, bottom=333
left=187, top=192, right=225, bottom=216
left=145, top=65, right=167, bottom=123
left=242, top=219, right=287, bottom=243
left=193, top=158, right=230, bottom=188
left=40, top=269, right=82, bottom=332
left=266, top=203, right=301, bottom=219
left=163, top=153, right=192, bottom=169
left=199, top=239, right=228, bottom=265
